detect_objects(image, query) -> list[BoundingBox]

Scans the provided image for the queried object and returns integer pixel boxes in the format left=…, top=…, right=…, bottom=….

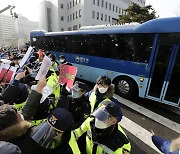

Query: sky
left=145, top=0, right=180, bottom=18
left=0, top=0, right=42, bottom=22
left=0, top=0, right=180, bottom=22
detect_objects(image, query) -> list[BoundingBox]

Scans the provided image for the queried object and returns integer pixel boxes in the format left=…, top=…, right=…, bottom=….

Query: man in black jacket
left=57, top=81, right=91, bottom=130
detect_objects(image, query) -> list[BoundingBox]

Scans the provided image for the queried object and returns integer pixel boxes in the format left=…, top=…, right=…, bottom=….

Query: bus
left=30, top=17, right=180, bottom=109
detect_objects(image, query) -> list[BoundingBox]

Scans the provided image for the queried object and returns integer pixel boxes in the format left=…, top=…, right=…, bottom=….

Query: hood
left=0, top=121, right=31, bottom=141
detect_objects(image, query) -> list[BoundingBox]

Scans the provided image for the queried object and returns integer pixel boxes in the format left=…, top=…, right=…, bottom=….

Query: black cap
left=92, top=101, right=121, bottom=121
left=59, top=55, right=65, bottom=59
left=104, top=102, right=121, bottom=117
left=47, top=108, right=73, bottom=132
left=0, top=141, right=21, bottom=154
left=74, top=81, right=88, bottom=91
left=2, top=85, right=21, bottom=104
left=2, top=83, right=28, bottom=104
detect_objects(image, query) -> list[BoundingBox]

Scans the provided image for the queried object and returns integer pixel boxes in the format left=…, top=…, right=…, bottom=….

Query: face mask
left=60, top=59, right=65, bottom=63
left=95, top=118, right=108, bottom=129
left=71, top=89, right=81, bottom=98
left=98, top=87, right=108, bottom=94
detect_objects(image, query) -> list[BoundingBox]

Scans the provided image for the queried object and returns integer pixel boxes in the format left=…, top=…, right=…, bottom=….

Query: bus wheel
left=115, top=77, right=138, bottom=99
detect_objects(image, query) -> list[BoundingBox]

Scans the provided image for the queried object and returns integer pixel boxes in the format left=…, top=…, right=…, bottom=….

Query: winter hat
left=47, top=108, right=73, bottom=132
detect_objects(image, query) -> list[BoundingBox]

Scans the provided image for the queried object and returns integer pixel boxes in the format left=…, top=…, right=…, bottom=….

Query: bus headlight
left=140, top=77, right=144, bottom=82
left=32, top=38, right=37, bottom=42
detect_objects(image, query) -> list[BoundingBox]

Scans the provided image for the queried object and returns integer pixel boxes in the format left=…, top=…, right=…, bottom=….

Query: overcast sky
left=0, top=0, right=180, bottom=22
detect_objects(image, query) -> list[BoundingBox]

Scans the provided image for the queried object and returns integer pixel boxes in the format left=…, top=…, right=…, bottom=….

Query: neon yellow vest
left=74, top=117, right=131, bottom=154
left=89, top=92, right=111, bottom=112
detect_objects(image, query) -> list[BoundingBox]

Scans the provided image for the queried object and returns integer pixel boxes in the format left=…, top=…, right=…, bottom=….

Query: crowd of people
left=0, top=47, right=179, bottom=154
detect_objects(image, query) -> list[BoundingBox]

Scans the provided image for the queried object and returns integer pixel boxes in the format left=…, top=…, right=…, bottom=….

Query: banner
left=58, top=64, right=77, bottom=89
left=19, top=46, right=34, bottom=68
left=35, top=56, right=52, bottom=80
left=0, top=64, right=17, bottom=83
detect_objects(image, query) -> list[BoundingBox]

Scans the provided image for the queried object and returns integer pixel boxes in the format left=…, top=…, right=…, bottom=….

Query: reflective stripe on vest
left=69, top=132, right=81, bottom=154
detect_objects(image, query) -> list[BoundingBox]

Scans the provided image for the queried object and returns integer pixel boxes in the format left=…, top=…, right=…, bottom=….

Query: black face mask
left=90, top=120, right=115, bottom=142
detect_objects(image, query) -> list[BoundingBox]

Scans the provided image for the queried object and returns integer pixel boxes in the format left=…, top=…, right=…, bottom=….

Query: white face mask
left=98, top=87, right=108, bottom=94
left=95, top=118, right=108, bottom=129
left=60, top=59, right=65, bottom=63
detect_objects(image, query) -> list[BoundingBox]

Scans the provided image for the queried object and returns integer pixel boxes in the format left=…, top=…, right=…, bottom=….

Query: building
left=16, top=14, right=39, bottom=39
left=39, top=0, right=146, bottom=32
left=0, top=14, right=39, bottom=47
left=0, top=14, right=17, bottom=46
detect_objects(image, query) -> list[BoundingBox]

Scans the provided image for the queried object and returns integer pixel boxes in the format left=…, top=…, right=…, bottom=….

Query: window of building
left=70, top=1, right=72, bottom=8
left=68, top=16, right=69, bottom=22
left=122, top=9, right=124, bottom=14
left=67, top=3, right=69, bottom=10
left=97, top=0, right=100, bottom=6
left=105, top=2, right=108, bottom=9
left=76, top=11, right=78, bottom=18
left=76, top=0, right=78, bottom=5
left=101, top=13, right=103, bottom=20
left=92, top=11, right=95, bottom=19
left=119, top=7, right=121, bottom=14
left=70, top=14, right=72, bottom=21
left=79, top=10, right=82, bottom=17
left=68, top=27, right=72, bottom=31
left=109, top=3, right=111, bottom=10
left=61, top=28, right=64, bottom=31
left=61, top=16, right=64, bottom=21
left=79, top=24, right=81, bottom=28
left=93, top=0, right=95, bottom=5
left=105, top=14, right=107, bottom=21
left=102, top=0, right=104, bottom=7
left=97, top=12, right=99, bottom=19
left=113, top=5, right=114, bottom=11
left=73, top=25, right=78, bottom=30
left=60, top=4, right=63, bottom=8
left=109, top=16, right=111, bottom=22
left=73, top=0, right=74, bottom=7
left=79, top=0, right=81, bottom=3
left=116, top=6, right=118, bottom=12
left=73, top=13, right=75, bottom=20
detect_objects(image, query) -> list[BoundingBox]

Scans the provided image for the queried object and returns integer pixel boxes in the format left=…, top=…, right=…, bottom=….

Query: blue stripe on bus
left=52, top=51, right=150, bottom=77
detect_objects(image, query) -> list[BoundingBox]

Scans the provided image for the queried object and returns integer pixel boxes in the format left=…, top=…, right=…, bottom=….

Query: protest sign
left=35, top=56, right=52, bottom=80
left=58, top=64, right=77, bottom=89
left=0, top=64, right=17, bottom=83
left=19, top=46, right=34, bottom=68
left=31, top=84, right=53, bottom=103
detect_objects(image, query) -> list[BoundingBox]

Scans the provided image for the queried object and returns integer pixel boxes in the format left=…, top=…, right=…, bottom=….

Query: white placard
left=35, top=56, right=52, bottom=80
left=19, top=46, right=33, bottom=68
left=31, top=85, right=53, bottom=103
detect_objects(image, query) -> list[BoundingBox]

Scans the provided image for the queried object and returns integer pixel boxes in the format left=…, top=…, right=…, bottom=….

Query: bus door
left=146, top=44, right=180, bottom=107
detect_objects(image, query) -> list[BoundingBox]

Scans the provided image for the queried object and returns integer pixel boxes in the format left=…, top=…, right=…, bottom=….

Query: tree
left=118, top=3, right=158, bottom=24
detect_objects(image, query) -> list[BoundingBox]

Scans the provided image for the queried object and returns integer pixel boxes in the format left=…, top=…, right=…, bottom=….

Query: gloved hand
left=60, top=83, right=70, bottom=97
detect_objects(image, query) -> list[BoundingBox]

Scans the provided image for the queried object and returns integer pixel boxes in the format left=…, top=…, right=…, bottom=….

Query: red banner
left=0, top=68, right=14, bottom=83
left=58, top=64, right=77, bottom=89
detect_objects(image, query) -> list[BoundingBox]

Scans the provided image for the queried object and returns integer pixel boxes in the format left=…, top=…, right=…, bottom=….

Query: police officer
left=73, top=101, right=131, bottom=154
left=49, top=54, right=59, bottom=76
left=85, top=76, right=122, bottom=116
left=59, top=55, right=72, bottom=66
left=57, top=81, right=91, bottom=130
